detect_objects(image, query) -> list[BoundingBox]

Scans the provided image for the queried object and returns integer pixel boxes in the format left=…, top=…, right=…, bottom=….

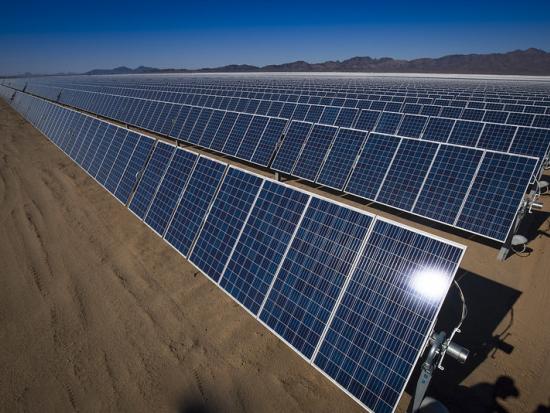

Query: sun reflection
left=411, top=268, right=449, bottom=301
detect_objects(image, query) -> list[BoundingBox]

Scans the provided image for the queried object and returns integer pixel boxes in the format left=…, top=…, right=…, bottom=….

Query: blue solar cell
left=420, top=105, right=441, bottom=117
left=447, top=121, right=483, bottom=146
left=168, top=105, right=190, bottom=138
left=259, top=197, right=373, bottom=359
left=335, top=108, right=359, bottom=128
left=456, top=152, right=537, bottom=241
left=190, top=168, right=263, bottom=282
left=114, top=136, right=155, bottom=204
left=507, top=112, right=534, bottom=126
left=197, top=110, right=225, bottom=148
left=279, top=103, right=297, bottom=119
left=317, top=129, right=368, bottom=191
left=476, top=124, right=517, bottom=152
left=104, top=132, right=140, bottom=194
left=403, top=103, right=421, bottom=114
left=164, top=157, right=227, bottom=257
left=88, top=124, right=116, bottom=178
left=81, top=121, right=109, bottom=172
left=144, top=149, right=198, bottom=235
left=96, top=128, right=128, bottom=185
left=354, top=110, right=381, bottom=131
left=319, top=107, right=340, bottom=125
left=177, top=106, right=202, bottom=142
left=209, top=111, right=239, bottom=151
left=129, top=141, right=176, bottom=219
left=222, top=113, right=254, bottom=156
left=440, top=106, right=462, bottom=119
left=267, top=101, right=283, bottom=117
left=305, top=105, right=324, bottom=123
left=292, top=124, right=338, bottom=182
left=533, top=115, right=550, bottom=128
left=461, top=108, right=485, bottom=121
left=345, top=134, right=401, bottom=200
left=422, top=117, right=454, bottom=142
left=158, top=104, right=182, bottom=136
left=236, top=116, right=269, bottom=161
left=509, top=127, right=550, bottom=166
left=271, top=121, right=313, bottom=174
left=250, top=118, right=287, bottom=167
left=375, top=112, right=402, bottom=134
left=483, top=110, right=508, bottom=124
left=413, top=146, right=483, bottom=224
left=220, top=181, right=309, bottom=314
left=314, top=219, right=463, bottom=413
left=291, top=104, right=309, bottom=121
left=398, top=115, right=428, bottom=138
left=377, top=140, right=439, bottom=211
left=187, top=108, right=213, bottom=144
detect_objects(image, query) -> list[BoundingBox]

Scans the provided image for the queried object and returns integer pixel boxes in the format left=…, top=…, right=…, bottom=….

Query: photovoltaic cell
left=96, top=128, right=128, bottom=185
left=317, top=128, right=368, bottom=190
left=104, top=131, right=140, bottom=194
left=209, top=111, right=239, bottom=151
left=447, top=121, right=483, bottom=146
left=164, top=157, right=227, bottom=257
left=271, top=121, right=313, bottom=174
left=456, top=152, right=537, bottom=241
left=413, top=146, right=483, bottom=224
left=198, top=110, right=225, bottom=148
left=222, top=113, right=254, bottom=156
left=345, top=134, right=400, bottom=200
left=251, top=118, right=287, bottom=166
left=259, top=197, right=373, bottom=359
left=190, top=168, right=263, bottom=282
left=144, top=148, right=198, bottom=235
left=397, top=115, right=427, bottom=138
left=314, top=219, right=464, bottom=413
left=114, top=136, right=155, bottom=204
left=375, top=112, right=402, bottom=135
left=354, top=110, right=381, bottom=131
left=220, top=181, right=309, bottom=314
left=476, top=123, right=516, bottom=152
left=509, top=127, right=550, bottom=167
left=235, top=116, right=269, bottom=161
left=129, top=141, right=176, bottom=219
left=422, top=118, right=454, bottom=142
left=292, top=124, right=338, bottom=182
left=377, top=140, right=439, bottom=211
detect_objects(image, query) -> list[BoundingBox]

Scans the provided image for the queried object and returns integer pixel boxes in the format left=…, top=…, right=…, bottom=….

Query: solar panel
left=317, top=128, right=368, bottom=191
left=197, top=110, right=225, bottom=148
left=413, top=146, right=483, bottom=224
left=509, top=127, right=550, bottom=168
left=292, top=124, right=338, bottom=182
left=250, top=117, right=287, bottom=167
left=345, top=134, right=401, bottom=200
left=375, top=112, right=402, bottom=135
left=259, top=197, right=374, bottom=359
left=376, top=140, right=439, bottom=211
left=188, top=108, right=213, bottom=144
left=476, top=123, right=516, bottom=152
left=455, top=152, right=537, bottom=240
left=314, top=219, right=464, bottom=413
left=398, top=114, right=427, bottom=138
left=209, top=111, right=238, bottom=151
left=189, top=167, right=263, bottom=282
left=164, top=157, right=227, bottom=257
left=129, top=141, right=176, bottom=219
left=220, top=181, right=310, bottom=314
left=422, top=117, right=454, bottom=142
left=447, top=120, right=483, bottom=146
left=271, top=121, right=313, bottom=174
left=231, top=116, right=267, bottom=161
left=96, top=128, right=128, bottom=185
left=104, top=131, right=139, bottom=194
left=114, top=135, right=155, bottom=204
left=354, top=110, right=381, bottom=131
left=144, top=148, right=198, bottom=236
left=222, top=113, right=254, bottom=156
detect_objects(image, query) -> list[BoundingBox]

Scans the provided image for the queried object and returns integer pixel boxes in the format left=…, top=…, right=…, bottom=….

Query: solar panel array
left=1, top=78, right=541, bottom=243
left=2, top=88, right=466, bottom=413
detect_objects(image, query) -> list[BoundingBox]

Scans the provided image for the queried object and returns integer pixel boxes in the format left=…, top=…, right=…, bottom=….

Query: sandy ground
left=1, top=98, right=550, bottom=413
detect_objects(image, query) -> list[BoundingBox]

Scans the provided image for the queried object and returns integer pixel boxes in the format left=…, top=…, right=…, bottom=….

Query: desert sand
left=1, top=98, right=550, bottom=413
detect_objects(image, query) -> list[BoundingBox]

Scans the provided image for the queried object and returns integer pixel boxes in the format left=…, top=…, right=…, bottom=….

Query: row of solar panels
left=23, top=76, right=550, bottom=105
left=2, top=84, right=539, bottom=243
left=3, top=89, right=466, bottom=413
left=24, top=82, right=550, bottom=120
left=21, top=85, right=550, bottom=165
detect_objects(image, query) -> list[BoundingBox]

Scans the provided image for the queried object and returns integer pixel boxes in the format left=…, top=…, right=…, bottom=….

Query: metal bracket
left=412, top=331, right=469, bottom=412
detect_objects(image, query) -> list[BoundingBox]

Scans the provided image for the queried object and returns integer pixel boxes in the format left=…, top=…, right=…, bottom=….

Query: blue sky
left=1, top=0, right=550, bottom=75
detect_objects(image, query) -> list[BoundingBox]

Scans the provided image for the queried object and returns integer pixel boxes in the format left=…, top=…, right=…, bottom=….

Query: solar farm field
left=1, top=74, right=550, bottom=413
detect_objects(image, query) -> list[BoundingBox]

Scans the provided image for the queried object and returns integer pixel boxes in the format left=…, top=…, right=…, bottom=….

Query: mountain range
left=83, top=49, right=550, bottom=76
